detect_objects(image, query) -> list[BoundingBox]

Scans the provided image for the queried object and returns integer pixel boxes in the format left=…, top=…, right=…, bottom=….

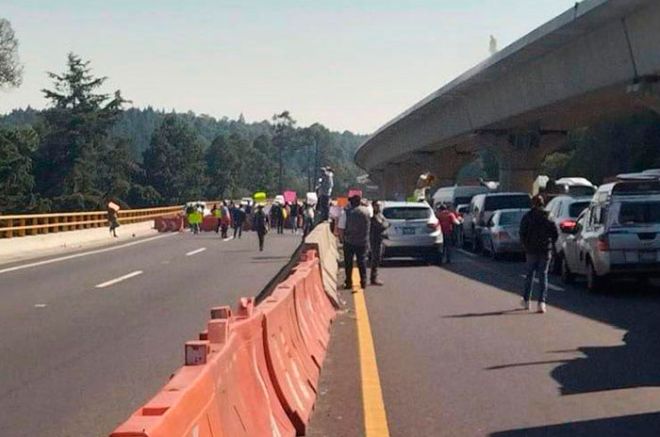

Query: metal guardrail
left=0, top=206, right=183, bottom=238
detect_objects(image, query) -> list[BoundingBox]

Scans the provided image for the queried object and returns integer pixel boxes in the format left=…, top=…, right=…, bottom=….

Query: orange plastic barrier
left=260, top=283, right=319, bottom=434
left=111, top=299, right=295, bottom=437
left=155, top=215, right=184, bottom=233
left=111, top=247, right=338, bottom=437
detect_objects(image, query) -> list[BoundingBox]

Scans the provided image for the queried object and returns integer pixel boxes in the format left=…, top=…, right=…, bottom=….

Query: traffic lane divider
left=260, top=284, right=320, bottom=435
left=111, top=242, right=339, bottom=436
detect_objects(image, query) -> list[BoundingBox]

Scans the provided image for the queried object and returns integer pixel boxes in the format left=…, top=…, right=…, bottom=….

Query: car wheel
left=561, top=257, right=574, bottom=284
left=586, top=260, right=606, bottom=292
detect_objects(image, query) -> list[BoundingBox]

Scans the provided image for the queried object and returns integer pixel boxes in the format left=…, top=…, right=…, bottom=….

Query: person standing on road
left=253, top=204, right=269, bottom=251
left=317, top=166, right=334, bottom=222
left=519, top=195, right=559, bottom=313
left=271, top=201, right=284, bottom=234
left=437, top=204, right=461, bottom=263
left=107, top=202, right=120, bottom=238
left=211, top=203, right=221, bottom=234
left=303, top=201, right=315, bottom=237
left=233, top=204, right=246, bottom=239
left=369, top=201, right=389, bottom=286
left=220, top=201, right=231, bottom=238
left=338, top=193, right=371, bottom=290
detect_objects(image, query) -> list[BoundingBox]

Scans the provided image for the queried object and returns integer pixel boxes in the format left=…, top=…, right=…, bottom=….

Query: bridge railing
left=0, top=205, right=183, bottom=238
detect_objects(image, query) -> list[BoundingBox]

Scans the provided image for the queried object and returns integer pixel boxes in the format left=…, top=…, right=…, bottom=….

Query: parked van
left=431, top=185, right=489, bottom=209
left=462, top=192, right=532, bottom=251
left=561, top=176, right=660, bottom=291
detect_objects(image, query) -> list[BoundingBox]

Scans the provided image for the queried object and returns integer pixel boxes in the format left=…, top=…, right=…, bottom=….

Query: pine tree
left=35, top=53, right=126, bottom=210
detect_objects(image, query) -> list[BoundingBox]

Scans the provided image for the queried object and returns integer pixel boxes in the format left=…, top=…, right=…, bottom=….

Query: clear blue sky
left=0, top=0, right=578, bottom=133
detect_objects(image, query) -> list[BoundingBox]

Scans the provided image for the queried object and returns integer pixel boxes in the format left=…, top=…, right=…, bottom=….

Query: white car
left=380, top=201, right=443, bottom=264
left=545, top=195, right=592, bottom=273
left=561, top=177, right=660, bottom=291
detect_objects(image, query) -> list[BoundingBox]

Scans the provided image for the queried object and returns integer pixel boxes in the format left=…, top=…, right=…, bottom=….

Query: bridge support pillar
left=481, top=131, right=566, bottom=193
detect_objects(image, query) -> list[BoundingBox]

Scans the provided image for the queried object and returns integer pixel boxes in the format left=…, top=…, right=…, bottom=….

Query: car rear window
left=568, top=201, right=590, bottom=218
left=618, top=202, right=660, bottom=225
left=383, top=207, right=431, bottom=220
left=484, top=195, right=531, bottom=211
left=499, top=210, right=526, bottom=225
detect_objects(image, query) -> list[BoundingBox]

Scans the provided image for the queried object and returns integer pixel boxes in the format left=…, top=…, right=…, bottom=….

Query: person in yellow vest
left=211, top=203, right=222, bottom=233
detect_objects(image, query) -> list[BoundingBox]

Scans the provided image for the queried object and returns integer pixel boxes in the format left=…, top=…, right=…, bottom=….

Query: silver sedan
left=481, top=208, right=529, bottom=260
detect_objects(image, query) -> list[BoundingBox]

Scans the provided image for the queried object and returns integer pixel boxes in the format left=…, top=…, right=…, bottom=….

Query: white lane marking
left=0, top=233, right=177, bottom=275
left=34, top=303, right=47, bottom=308
left=185, top=247, right=206, bottom=256
left=95, top=270, right=143, bottom=289
left=222, top=237, right=233, bottom=242
left=519, top=274, right=565, bottom=291
left=456, top=248, right=477, bottom=258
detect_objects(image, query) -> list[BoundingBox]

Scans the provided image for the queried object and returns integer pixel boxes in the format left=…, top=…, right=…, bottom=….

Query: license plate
left=639, top=250, right=657, bottom=263
left=402, top=227, right=415, bottom=235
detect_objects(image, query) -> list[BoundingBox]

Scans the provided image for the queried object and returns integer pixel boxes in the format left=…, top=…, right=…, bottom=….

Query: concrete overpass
left=355, top=0, right=660, bottom=197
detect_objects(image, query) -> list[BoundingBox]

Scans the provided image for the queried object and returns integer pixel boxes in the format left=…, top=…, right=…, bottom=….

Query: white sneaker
left=521, top=298, right=530, bottom=310
left=538, top=302, right=547, bottom=314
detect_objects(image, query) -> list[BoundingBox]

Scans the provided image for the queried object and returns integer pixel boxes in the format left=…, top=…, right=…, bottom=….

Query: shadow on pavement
left=443, top=308, right=528, bottom=318
left=445, top=254, right=660, bottom=398
left=490, top=411, right=660, bottom=437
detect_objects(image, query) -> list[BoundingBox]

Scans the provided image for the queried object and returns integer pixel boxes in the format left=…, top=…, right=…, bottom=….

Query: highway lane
left=0, top=231, right=301, bottom=437
left=310, top=250, right=660, bottom=436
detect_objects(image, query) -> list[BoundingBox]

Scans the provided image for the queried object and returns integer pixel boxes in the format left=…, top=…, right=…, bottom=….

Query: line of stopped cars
left=431, top=172, right=660, bottom=291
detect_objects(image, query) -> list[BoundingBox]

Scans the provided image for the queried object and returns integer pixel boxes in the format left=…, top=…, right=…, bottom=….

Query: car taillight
left=496, top=231, right=510, bottom=240
left=559, top=219, right=577, bottom=232
left=597, top=234, right=610, bottom=252
left=427, top=222, right=438, bottom=230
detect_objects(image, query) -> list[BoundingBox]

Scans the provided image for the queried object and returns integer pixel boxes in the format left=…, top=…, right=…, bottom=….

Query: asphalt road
left=310, top=248, right=660, bottom=437
left=0, top=230, right=301, bottom=437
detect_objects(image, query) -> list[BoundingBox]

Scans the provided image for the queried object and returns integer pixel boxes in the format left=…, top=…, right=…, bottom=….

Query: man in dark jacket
left=369, top=201, right=389, bottom=286
left=338, top=194, right=371, bottom=290
left=519, top=195, right=559, bottom=313
left=253, top=205, right=269, bottom=251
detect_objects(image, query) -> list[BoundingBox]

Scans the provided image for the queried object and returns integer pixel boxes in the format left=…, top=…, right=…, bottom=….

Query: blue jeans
left=523, top=252, right=551, bottom=303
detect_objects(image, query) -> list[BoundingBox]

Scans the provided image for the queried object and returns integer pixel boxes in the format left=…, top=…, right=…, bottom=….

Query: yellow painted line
left=352, top=268, right=391, bottom=437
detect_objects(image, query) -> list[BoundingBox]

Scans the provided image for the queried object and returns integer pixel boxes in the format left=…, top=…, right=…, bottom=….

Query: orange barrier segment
left=260, top=285, right=320, bottom=434
left=111, top=300, right=295, bottom=437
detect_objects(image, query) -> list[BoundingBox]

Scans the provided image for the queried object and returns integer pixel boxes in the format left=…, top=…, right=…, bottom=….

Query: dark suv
left=462, top=192, right=532, bottom=251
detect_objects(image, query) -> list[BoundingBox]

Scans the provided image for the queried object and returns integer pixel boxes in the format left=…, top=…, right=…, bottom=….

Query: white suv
left=561, top=177, right=660, bottom=291
left=380, top=202, right=443, bottom=264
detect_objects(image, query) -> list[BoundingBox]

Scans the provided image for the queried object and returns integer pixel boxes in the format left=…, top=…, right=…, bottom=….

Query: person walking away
left=233, top=204, right=246, bottom=239
left=303, top=201, right=315, bottom=237
left=369, top=201, right=389, bottom=286
left=317, top=166, right=334, bottom=222
left=107, top=202, right=120, bottom=238
left=220, top=201, right=231, bottom=238
left=271, top=202, right=284, bottom=234
left=211, top=203, right=221, bottom=233
left=289, top=201, right=299, bottom=234
left=253, top=204, right=269, bottom=251
left=338, top=194, right=371, bottom=290
left=185, top=205, right=199, bottom=234
left=437, top=204, right=461, bottom=263
left=519, top=195, right=558, bottom=313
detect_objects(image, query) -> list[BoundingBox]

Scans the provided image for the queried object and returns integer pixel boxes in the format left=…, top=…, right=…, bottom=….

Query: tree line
left=0, top=53, right=367, bottom=213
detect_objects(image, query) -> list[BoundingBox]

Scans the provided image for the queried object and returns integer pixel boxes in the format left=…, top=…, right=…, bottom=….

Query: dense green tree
left=205, top=134, right=238, bottom=199
left=0, top=126, right=39, bottom=212
left=35, top=53, right=126, bottom=210
left=143, top=114, right=206, bottom=203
